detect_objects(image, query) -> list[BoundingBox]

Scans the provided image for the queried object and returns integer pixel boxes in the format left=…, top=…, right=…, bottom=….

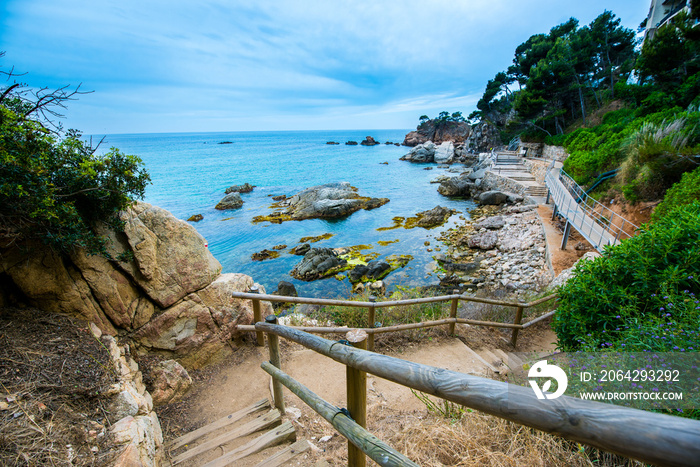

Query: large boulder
left=400, top=142, right=436, bottom=162
left=215, top=192, right=244, bottom=210
left=437, top=177, right=475, bottom=197
left=433, top=141, right=455, bottom=164
left=148, top=360, right=192, bottom=407
left=104, top=203, right=222, bottom=308
left=282, top=183, right=389, bottom=221
left=478, top=191, right=509, bottom=205
left=360, top=136, right=379, bottom=146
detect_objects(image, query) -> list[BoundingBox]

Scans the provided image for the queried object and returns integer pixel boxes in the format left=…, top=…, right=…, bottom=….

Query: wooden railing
left=233, top=290, right=558, bottom=350
left=257, top=322, right=700, bottom=467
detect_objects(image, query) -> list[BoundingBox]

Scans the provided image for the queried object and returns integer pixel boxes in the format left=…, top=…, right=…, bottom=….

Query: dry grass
left=302, top=403, right=643, bottom=466
left=0, top=307, right=119, bottom=466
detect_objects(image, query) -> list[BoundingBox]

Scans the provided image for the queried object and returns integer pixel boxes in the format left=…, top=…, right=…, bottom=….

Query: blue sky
left=1, top=1, right=650, bottom=134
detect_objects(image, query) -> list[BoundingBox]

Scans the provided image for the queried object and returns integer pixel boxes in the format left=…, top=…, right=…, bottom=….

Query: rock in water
left=415, top=205, right=454, bottom=228
left=187, top=214, right=203, bottom=222
left=400, top=141, right=436, bottom=162
left=274, top=281, right=298, bottom=298
left=215, top=192, right=243, bottom=210
left=224, top=182, right=255, bottom=194
left=283, top=182, right=389, bottom=221
left=360, top=136, right=379, bottom=146
left=290, top=248, right=347, bottom=281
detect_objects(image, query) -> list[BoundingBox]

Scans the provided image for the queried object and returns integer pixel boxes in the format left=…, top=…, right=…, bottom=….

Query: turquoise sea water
left=101, top=130, right=477, bottom=297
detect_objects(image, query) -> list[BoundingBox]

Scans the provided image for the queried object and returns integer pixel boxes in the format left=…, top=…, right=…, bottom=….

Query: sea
left=99, top=130, right=477, bottom=298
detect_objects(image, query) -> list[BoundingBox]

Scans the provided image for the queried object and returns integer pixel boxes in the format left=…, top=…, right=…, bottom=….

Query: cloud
left=1, top=0, right=649, bottom=133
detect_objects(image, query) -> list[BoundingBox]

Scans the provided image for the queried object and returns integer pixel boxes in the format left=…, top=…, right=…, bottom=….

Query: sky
left=1, top=1, right=651, bottom=135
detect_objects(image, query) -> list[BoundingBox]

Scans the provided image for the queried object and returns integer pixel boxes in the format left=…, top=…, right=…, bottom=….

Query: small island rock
left=360, top=136, right=379, bottom=146
left=187, top=214, right=203, bottom=222
left=224, top=183, right=255, bottom=194
left=215, top=192, right=244, bottom=210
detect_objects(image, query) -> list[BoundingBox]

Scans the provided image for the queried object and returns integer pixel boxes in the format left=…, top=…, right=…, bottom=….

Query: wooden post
left=346, top=330, right=368, bottom=467
left=448, top=290, right=459, bottom=335
left=265, top=315, right=285, bottom=414
left=367, top=297, right=376, bottom=352
left=511, top=305, right=524, bottom=347
left=250, top=285, right=265, bottom=346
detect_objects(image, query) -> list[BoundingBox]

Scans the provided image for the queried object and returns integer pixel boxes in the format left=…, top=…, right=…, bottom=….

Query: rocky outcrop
left=403, top=120, right=499, bottom=153
left=360, top=136, right=379, bottom=146
left=0, top=202, right=271, bottom=370
left=400, top=142, right=436, bottom=162
left=224, top=183, right=255, bottom=194
left=260, top=183, right=389, bottom=222
left=215, top=192, right=244, bottom=210
left=403, top=120, right=471, bottom=147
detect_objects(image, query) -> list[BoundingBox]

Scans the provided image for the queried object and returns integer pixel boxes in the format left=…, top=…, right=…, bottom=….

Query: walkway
left=545, top=167, right=637, bottom=252
left=492, top=150, right=548, bottom=199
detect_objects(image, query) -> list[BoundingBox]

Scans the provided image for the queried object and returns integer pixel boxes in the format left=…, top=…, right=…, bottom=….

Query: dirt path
left=536, top=204, right=594, bottom=275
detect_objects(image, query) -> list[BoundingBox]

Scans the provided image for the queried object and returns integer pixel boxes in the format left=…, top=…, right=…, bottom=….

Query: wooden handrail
left=257, top=322, right=700, bottom=467
left=231, top=291, right=558, bottom=309
left=261, top=361, right=419, bottom=467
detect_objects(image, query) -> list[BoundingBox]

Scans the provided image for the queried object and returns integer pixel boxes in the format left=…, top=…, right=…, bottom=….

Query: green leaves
left=553, top=202, right=700, bottom=351
left=0, top=84, right=150, bottom=254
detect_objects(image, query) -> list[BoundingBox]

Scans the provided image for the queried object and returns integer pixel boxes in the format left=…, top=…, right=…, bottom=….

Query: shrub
left=553, top=201, right=700, bottom=351
left=0, top=76, right=150, bottom=254
left=652, top=166, right=700, bottom=221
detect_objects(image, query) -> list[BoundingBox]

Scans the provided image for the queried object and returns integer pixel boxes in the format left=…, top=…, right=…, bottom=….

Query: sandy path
left=186, top=338, right=491, bottom=427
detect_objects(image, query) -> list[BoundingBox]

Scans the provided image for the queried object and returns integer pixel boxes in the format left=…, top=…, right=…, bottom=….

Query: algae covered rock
left=255, top=183, right=388, bottom=222
left=215, top=192, right=244, bottom=210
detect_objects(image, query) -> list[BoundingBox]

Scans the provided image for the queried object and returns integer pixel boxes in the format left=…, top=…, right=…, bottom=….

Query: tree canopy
left=0, top=56, right=150, bottom=254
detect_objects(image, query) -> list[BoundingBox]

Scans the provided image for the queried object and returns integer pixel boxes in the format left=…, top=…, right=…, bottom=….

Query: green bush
left=553, top=201, right=700, bottom=351
left=652, top=167, right=700, bottom=221
left=0, top=81, right=150, bottom=254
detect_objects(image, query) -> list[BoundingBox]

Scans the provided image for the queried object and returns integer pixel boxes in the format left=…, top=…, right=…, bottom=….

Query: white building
left=644, top=0, right=692, bottom=40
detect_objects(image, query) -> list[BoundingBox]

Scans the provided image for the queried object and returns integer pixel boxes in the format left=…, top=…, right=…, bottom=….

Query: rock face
left=0, top=202, right=271, bottom=370
left=215, top=192, right=244, bottom=210
left=224, top=183, right=254, bottom=194
left=400, top=141, right=436, bottom=162
left=280, top=183, right=389, bottom=221
left=360, top=136, right=379, bottom=146
left=403, top=120, right=471, bottom=147
left=402, top=120, right=500, bottom=153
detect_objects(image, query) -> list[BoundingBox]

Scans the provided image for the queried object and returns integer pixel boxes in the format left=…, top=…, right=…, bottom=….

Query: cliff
left=0, top=202, right=272, bottom=369
left=403, top=119, right=501, bottom=152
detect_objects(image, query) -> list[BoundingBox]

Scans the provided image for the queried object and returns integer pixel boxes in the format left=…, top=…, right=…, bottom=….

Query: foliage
left=553, top=202, right=700, bottom=352
left=312, top=286, right=448, bottom=329
left=0, top=61, right=150, bottom=254
left=652, top=166, right=700, bottom=221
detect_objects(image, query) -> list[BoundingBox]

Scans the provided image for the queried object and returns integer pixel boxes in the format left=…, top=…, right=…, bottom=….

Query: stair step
left=168, top=399, right=271, bottom=451
left=478, top=349, right=506, bottom=374
left=254, top=439, right=310, bottom=467
left=172, top=409, right=282, bottom=465
left=203, top=421, right=296, bottom=467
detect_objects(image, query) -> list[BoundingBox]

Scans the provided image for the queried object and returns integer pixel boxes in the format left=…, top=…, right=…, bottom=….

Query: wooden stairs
left=166, top=399, right=309, bottom=467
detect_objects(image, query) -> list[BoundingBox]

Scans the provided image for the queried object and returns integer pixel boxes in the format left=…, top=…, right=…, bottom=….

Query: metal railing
left=545, top=167, right=639, bottom=251
left=257, top=322, right=700, bottom=467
